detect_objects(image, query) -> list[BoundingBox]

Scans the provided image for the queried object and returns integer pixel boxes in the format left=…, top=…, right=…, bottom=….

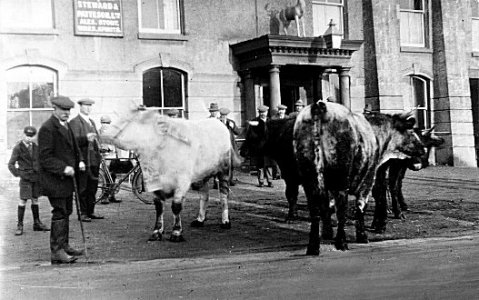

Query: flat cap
left=51, top=96, right=75, bottom=109
left=77, top=98, right=95, bottom=105
left=219, top=107, right=230, bottom=115
left=295, top=99, right=304, bottom=106
left=257, top=105, right=269, bottom=112
left=23, top=126, right=37, bottom=137
left=100, top=115, right=112, bottom=123
left=277, top=104, right=287, bottom=110
left=208, top=102, right=219, bottom=112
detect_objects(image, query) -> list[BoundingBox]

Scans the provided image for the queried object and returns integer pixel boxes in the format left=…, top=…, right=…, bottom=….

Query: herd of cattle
left=101, top=101, right=444, bottom=256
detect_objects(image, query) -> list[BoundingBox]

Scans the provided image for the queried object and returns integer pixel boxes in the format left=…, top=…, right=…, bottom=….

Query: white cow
left=101, top=106, right=242, bottom=242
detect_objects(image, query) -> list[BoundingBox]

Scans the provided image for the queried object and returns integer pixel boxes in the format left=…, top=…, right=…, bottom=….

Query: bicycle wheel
left=95, top=168, right=109, bottom=203
left=132, top=169, right=156, bottom=205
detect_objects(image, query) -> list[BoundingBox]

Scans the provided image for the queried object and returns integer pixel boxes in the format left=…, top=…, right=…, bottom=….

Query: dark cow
left=240, top=117, right=300, bottom=221
left=294, top=101, right=425, bottom=255
left=383, top=127, right=445, bottom=220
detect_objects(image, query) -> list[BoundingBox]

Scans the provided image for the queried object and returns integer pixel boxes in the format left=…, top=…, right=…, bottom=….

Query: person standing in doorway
left=38, top=95, right=85, bottom=264
left=69, top=98, right=103, bottom=222
left=289, top=99, right=305, bottom=118
left=8, top=126, right=50, bottom=236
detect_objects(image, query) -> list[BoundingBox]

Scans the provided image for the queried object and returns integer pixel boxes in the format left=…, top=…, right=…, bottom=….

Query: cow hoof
left=148, top=231, right=163, bottom=241
left=356, top=233, right=369, bottom=244
left=220, top=222, right=231, bottom=229
left=334, top=241, right=349, bottom=251
left=306, top=246, right=320, bottom=256
left=191, top=220, right=204, bottom=227
left=169, top=233, right=185, bottom=243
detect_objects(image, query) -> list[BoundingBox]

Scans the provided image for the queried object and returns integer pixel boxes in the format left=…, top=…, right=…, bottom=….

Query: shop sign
left=73, top=0, right=123, bottom=37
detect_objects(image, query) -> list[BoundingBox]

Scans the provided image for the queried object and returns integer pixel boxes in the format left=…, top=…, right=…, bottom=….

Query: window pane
left=400, top=11, right=424, bottom=46
left=163, top=69, right=182, bottom=107
left=312, top=4, right=342, bottom=36
left=143, top=68, right=161, bottom=107
left=7, top=112, right=29, bottom=149
left=32, top=111, right=53, bottom=136
left=0, top=0, right=53, bottom=29
left=473, top=0, right=479, bottom=17
left=32, top=83, right=54, bottom=108
left=473, top=19, right=479, bottom=51
left=163, top=0, right=179, bottom=30
left=141, top=0, right=159, bottom=29
left=7, top=82, right=30, bottom=108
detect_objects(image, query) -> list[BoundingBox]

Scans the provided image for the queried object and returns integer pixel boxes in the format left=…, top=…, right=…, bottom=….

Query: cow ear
left=311, top=101, right=327, bottom=121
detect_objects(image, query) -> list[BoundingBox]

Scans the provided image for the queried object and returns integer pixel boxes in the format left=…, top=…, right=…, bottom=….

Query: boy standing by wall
left=8, top=126, right=50, bottom=235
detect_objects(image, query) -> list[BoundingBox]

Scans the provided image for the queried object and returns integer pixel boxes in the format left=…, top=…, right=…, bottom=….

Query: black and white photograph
left=1, top=0, right=479, bottom=299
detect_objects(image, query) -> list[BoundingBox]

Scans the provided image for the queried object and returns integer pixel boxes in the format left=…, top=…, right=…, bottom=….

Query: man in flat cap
left=69, top=98, right=104, bottom=222
left=289, top=99, right=305, bottom=118
left=38, top=95, right=86, bottom=264
left=8, top=126, right=50, bottom=236
left=219, top=107, right=241, bottom=186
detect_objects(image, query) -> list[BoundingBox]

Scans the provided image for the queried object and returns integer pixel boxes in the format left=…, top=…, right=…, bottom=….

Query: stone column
left=269, top=65, right=281, bottom=109
left=243, top=70, right=256, bottom=122
left=339, top=67, right=351, bottom=109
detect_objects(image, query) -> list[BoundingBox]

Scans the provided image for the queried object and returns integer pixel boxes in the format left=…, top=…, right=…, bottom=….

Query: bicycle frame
left=100, top=158, right=140, bottom=194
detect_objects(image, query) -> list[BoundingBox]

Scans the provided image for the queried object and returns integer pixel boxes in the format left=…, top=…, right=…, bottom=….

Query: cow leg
left=304, top=183, right=323, bottom=256
left=388, top=161, right=405, bottom=219
left=285, top=180, right=299, bottom=223
left=218, top=173, right=231, bottom=229
left=355, top=196, right=369, bottom=244
left=372, top=165, right=389, bottom=233
left=170, top=185, right=189, bottom=242
left=397, top=167, right=409, bottom=212
left=191, top=181, right=209, bottom=228
left=333, top=190, right=349, bottom=251
left=148, top=194, right=165, bottom=241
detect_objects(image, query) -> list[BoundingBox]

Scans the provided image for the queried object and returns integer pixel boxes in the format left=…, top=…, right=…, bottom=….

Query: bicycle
left=95, top=154, right=155, bottom=205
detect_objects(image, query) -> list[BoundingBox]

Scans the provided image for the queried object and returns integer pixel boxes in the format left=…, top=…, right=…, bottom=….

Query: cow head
left=407, top=127, right=445, bottom=170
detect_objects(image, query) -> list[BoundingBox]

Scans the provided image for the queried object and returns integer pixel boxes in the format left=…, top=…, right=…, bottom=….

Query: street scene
left=1, top=165, right=479, bottom=299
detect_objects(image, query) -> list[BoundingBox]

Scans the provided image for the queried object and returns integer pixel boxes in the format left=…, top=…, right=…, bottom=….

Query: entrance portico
left=231, top=35, right=362, bottom=120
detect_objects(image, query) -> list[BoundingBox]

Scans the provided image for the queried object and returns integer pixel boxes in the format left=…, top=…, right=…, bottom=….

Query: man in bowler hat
left=38, top=95, right=86, bottom=264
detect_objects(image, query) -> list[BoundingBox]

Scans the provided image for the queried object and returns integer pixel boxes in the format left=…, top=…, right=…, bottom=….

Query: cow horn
left=423, top=126, right=435, bottom=134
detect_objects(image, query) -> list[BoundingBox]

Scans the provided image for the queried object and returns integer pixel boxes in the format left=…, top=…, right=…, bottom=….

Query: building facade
left=1, top=0, right=478, bottom=167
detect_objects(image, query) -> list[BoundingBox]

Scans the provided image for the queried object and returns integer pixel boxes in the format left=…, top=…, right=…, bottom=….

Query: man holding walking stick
left=38, top=96, right=86, bottom=264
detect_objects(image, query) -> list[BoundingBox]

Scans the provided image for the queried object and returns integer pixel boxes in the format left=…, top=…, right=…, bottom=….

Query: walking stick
left=73, top=176, right=88, bottom=257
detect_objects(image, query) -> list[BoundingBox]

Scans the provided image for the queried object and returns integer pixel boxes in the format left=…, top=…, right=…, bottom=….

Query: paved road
left=2, top=234, right=479, bottom=299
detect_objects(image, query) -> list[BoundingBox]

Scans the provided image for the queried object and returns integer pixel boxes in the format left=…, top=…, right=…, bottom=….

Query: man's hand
left=79, top=161, right=86, bottom=171
left=64, top=166, right=75, bottom=177
left=87, top=133, right=97, bottom=142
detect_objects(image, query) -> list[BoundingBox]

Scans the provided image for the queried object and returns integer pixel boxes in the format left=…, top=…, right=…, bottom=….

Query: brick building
left=0, top=0, right=478, bottom=167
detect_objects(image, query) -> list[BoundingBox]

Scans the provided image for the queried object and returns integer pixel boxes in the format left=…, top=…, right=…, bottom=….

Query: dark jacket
left=69, top=115, right=102, bottom=167
left=8, top=141, right=39, bottom=182
left=38, top=115, right=83, bottom=197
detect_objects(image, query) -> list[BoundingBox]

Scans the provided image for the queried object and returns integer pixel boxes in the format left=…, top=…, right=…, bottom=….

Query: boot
left=15, top=206, right=25, bottom=236
left=50, top=219, right=77, bottom=264
left=63, top=219, right=84, bottom=256
left=32, top=205, right=50, bottom=231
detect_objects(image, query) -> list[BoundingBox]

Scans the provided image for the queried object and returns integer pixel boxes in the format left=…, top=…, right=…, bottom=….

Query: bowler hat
left=100, top=115, right=112, bottom=124
left=295, top=100, right=304, bottom=106
left=277, top=104, right=287, bottom=110
left=219, top=108, right=230, bottom=115
left=23, top=126, right=37, bottom=137
left=208, top=103, right=219, bottom=112
left=77, top=98, right=95, bottom=105
left=257, top=105, right=269, bottom=112
left=51, top=96, right=75, bottom=109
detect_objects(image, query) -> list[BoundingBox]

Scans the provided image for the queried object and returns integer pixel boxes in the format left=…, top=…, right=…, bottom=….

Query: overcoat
left=8, top=141, right=39, bottom=182
left=69, top=115, right=101, bottom=167
left=38, top=115, right=83, bottom=198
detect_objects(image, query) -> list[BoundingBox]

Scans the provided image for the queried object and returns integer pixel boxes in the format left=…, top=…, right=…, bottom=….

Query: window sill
left=138, top=32, right=188, bottom=41
left=472, top=52, right=479, bottom=57
left=400, top=46, right=433, bottom=54
left=0, top=28, right=59, bottom=36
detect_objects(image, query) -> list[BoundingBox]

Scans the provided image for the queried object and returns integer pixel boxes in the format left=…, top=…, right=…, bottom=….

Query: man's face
left=80, top=104, right=92, bottom=115
left=23, top=135, right=34, bottom=143
left=53, top=106, right=71, bottom=122
left=278, top=109, right=286, bottom=118
left=210, top=111, right=219, bottom=118
left=259, top=111, right=268, bottom=119
left=219, top=114, right=227, bottom=122
left=295, top=105, right=303, bottom=112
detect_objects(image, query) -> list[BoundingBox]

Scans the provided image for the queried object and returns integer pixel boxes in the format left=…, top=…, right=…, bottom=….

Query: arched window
left=6, top=66, right=57, bottom=149
left=410, top=76, right=431, bottom=130
left=143, top=67, right=187, bottom=117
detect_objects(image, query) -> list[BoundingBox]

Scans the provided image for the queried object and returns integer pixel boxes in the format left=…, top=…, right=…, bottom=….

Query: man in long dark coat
left=69, top=98, right=103, bottom=222
left=38, top=96, right=85, bottom=264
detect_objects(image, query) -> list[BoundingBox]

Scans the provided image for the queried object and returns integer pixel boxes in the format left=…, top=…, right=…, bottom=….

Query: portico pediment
left=231, top=34, right=363, bottom=71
